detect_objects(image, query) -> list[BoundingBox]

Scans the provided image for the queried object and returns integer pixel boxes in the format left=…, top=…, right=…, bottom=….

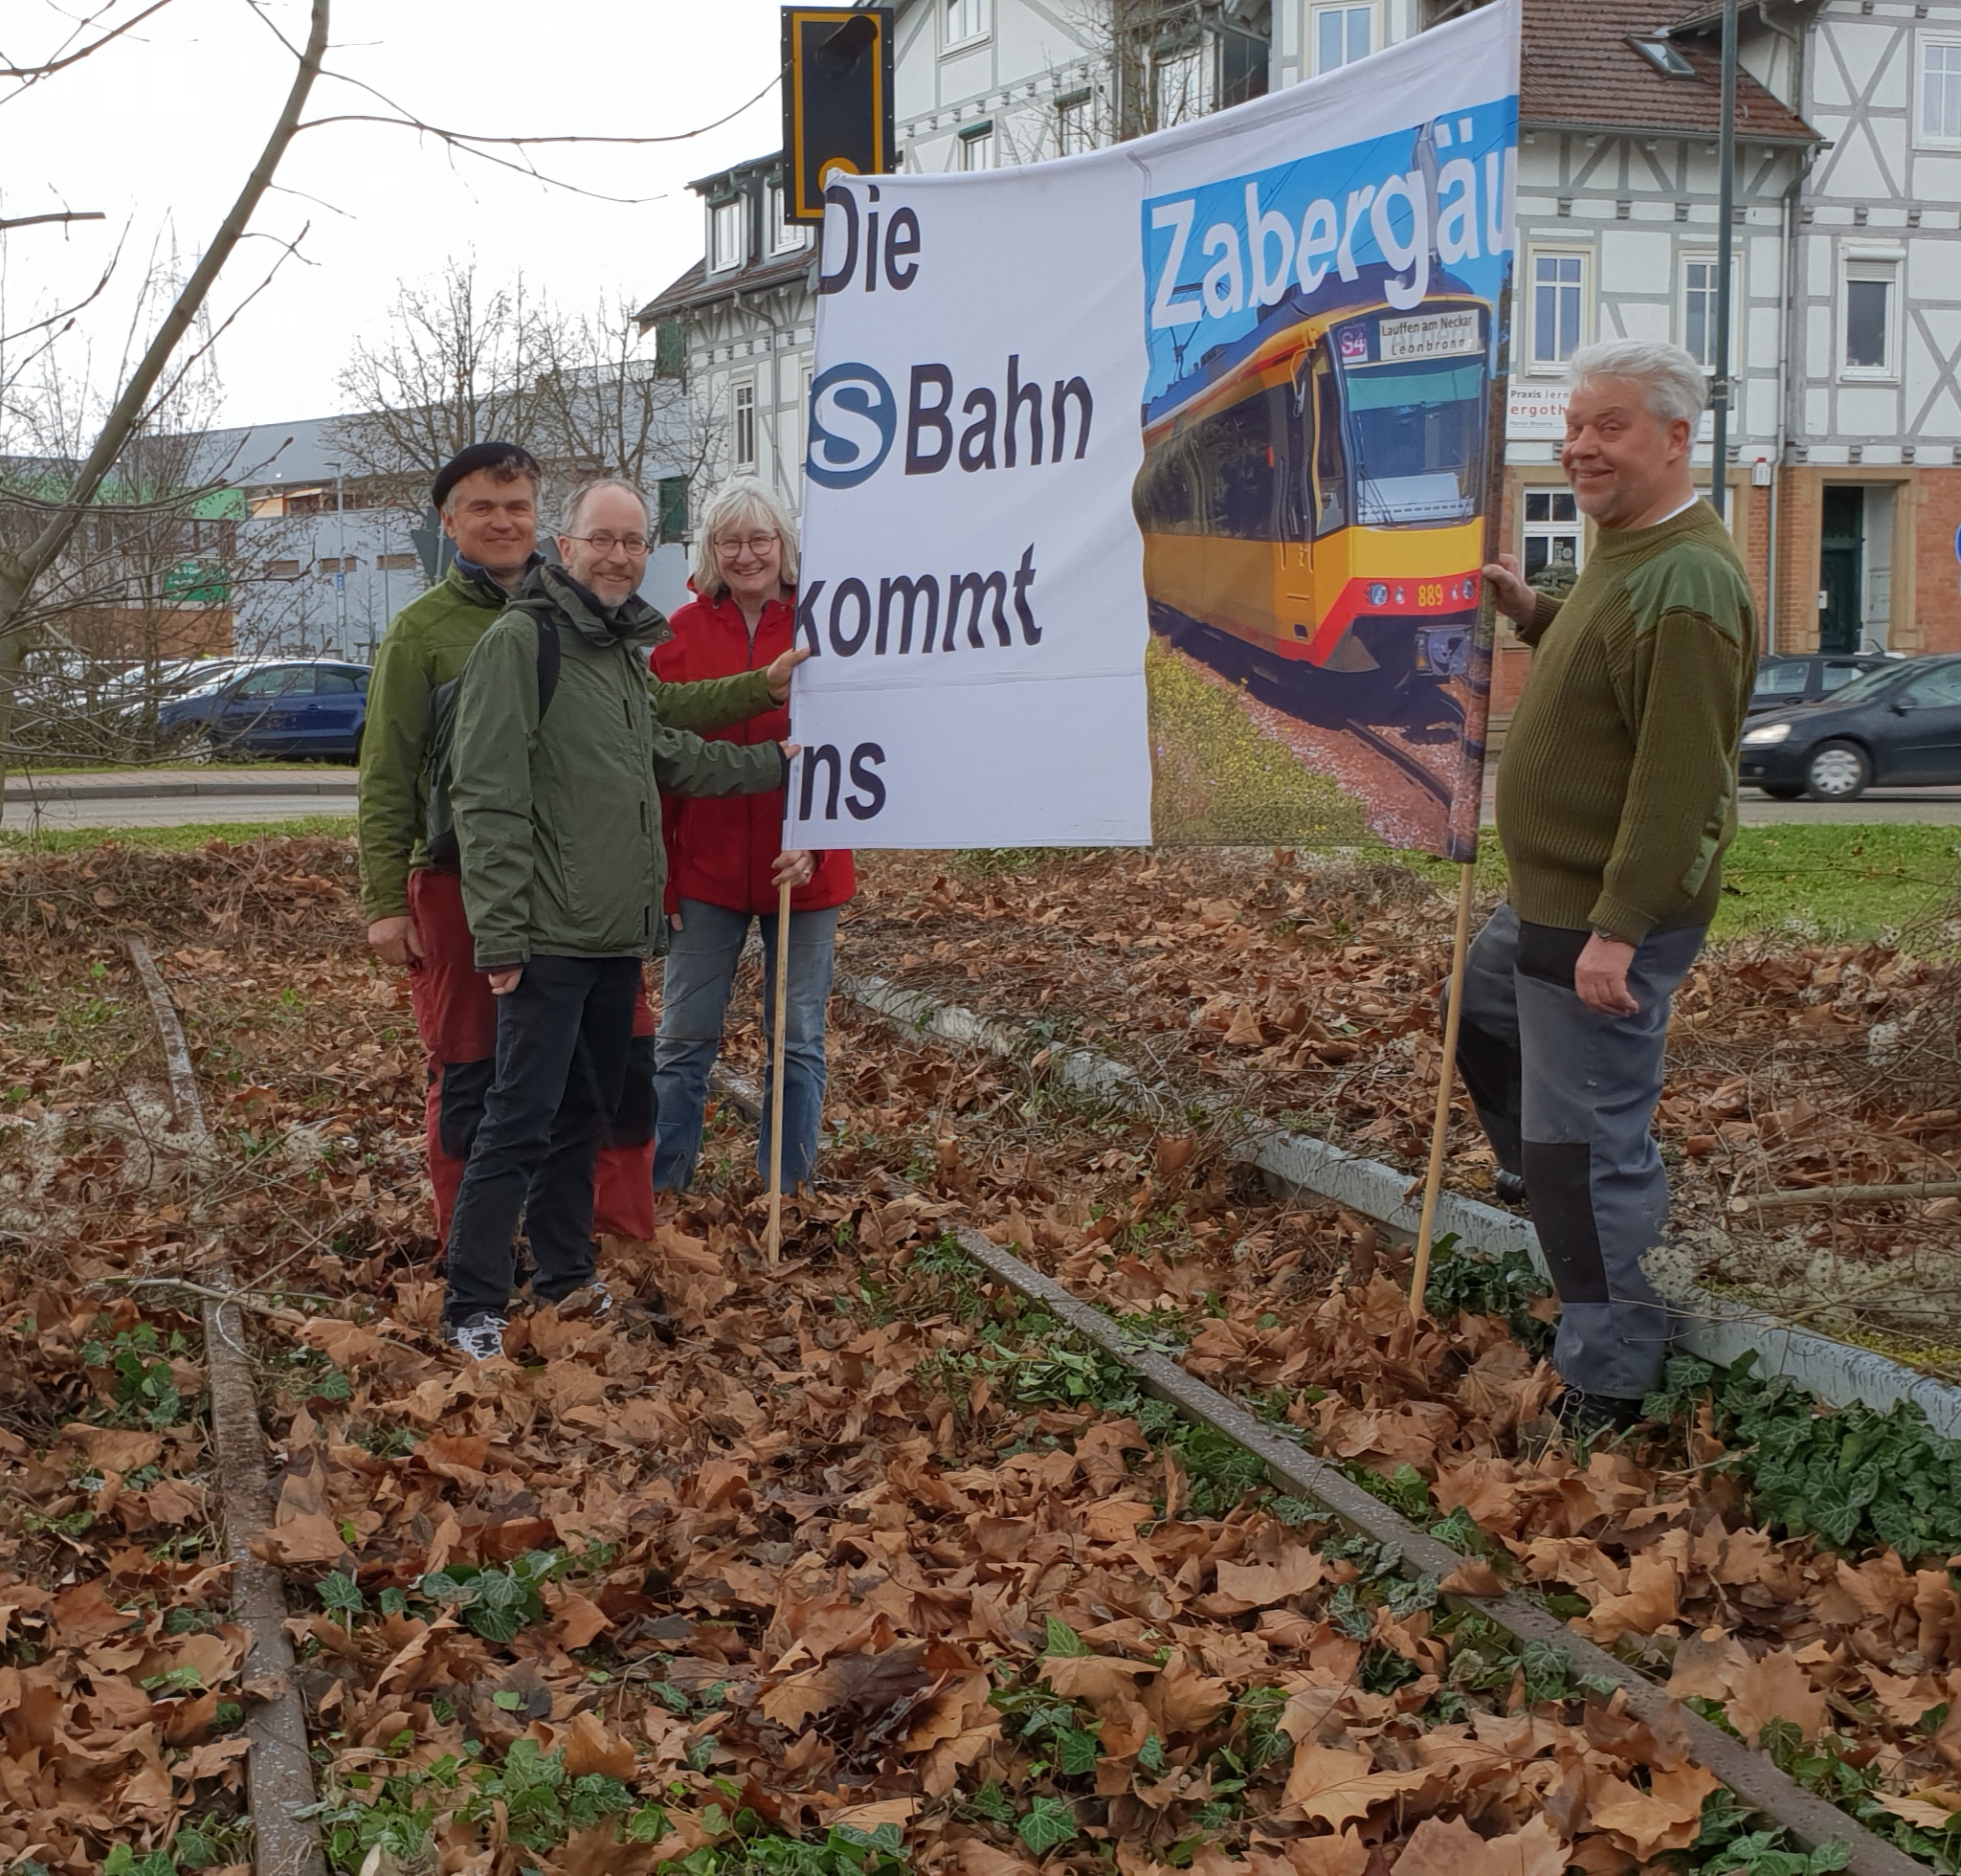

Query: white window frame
left=1307, top=1, right=1380, bottom=77
left=1520, top=486, right=1584, bottom=586
left=1917, top=36, right=1961, bottom=147
left=1153, top=42, right=1211, bottom=128
left=1678, top=250, right=1740, bottom=373
left=798, top=356, right=814, bottom=474
left=1840, top=250, right=1903, bottom=382
left=1057, top=89, right=1094, bottom=157
left=767, top=180, right=810, bottom=257
left=959, top=122, right=995, bottom=170
left=942, top=0, right=990, bottom=53
left=730, top=377, right=758, bottom=472
left=1526, top=247, right=1591, bottom=373
left=709, top=196, right=746, bottom=275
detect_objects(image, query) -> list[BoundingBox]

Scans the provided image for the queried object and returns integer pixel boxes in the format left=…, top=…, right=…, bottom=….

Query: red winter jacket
left=650, top=587, right=856, bottom=916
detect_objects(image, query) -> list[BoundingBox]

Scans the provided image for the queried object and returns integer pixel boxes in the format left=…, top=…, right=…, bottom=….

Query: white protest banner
left=789, top=1, right=1519, bottom=862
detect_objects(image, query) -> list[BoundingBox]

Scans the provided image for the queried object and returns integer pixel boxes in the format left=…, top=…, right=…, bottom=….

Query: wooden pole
left=766, top=875, right=792, bottom=1263
left=1409, top=862, right=1479, bottom=1317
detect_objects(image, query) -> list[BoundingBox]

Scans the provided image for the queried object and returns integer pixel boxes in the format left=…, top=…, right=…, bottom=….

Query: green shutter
left=655, top=319, right=687, bottom=378
left=657, top=477, right=689, bottom=543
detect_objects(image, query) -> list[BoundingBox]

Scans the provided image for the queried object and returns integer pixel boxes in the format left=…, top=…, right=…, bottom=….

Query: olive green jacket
left=356, top=558, right=773, bottom=922
left=451, top=566, right=785, bottom=970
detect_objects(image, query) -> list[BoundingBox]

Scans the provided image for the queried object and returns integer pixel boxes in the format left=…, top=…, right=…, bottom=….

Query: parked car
left=156, top=659, right=370, bottom=760
left=1749, top=651, right=1899, bottom=714
left=1739, top=654, right=1961, bottom=800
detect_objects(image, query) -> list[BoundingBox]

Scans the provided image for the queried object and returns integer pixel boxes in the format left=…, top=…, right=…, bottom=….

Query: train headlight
left=1368, top=583, right=1390, bottom=607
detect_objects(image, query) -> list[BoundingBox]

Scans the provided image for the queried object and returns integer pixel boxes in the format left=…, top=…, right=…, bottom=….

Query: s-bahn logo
left=807, top=363, right=897, bottom=490
left=1338, top=326, right=1370, bottom=363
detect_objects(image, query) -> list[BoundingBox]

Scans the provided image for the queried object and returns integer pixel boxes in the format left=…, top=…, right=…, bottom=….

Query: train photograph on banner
left=1137, top=102, right=1515, bottom=857
left=1135, top=266, right=1491, bottom=726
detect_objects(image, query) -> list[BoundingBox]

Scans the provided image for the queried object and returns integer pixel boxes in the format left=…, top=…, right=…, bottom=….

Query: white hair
left=689, top=478, right=801, bottom=599
left=562, top=478, right=652, bottom=537
left=1568, top=339, right=1707, bottom=427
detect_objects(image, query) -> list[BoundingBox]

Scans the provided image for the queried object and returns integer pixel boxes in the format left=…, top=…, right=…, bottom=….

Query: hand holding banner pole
left=1408, top=862, right=1478, bottom=1317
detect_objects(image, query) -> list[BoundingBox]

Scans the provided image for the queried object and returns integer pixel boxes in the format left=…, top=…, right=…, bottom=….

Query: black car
left=1749, top=651, right=1898, bottom=714
left=1739, top=654, right=1961, bottom=801
left=156, top=659, right=370, bottom=759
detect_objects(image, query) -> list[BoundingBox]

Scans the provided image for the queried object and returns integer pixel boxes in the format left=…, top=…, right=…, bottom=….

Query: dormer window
left=710, top=196, right=746, bottom=274
left=1628, top=34, right=1696, bottom=78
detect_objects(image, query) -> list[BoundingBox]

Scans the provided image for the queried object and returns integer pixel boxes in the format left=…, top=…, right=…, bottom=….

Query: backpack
left=423, top=614, right=561, bottom=870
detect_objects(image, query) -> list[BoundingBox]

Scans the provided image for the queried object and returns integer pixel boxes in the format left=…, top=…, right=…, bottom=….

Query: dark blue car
left=157, top=659, right=370, bottom=760
left=1739, top=653, right=1961, bottom=801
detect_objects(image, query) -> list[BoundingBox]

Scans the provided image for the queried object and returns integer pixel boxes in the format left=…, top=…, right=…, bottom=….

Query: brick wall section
left=1772, top=469, right=1821, bottom=652
left=1909, top=469, right=1961, bottom=656
left=1738, top=480, right=1771, bottom=636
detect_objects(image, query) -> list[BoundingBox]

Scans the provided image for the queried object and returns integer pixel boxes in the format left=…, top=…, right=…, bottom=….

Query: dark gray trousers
left=442, top=953, right=640, bottom=1329
left=1453, top=904, right=1705, bottom=1399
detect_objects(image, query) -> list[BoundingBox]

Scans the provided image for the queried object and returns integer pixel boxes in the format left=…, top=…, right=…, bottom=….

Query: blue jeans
left=653, top=900, right=839, bottom=1191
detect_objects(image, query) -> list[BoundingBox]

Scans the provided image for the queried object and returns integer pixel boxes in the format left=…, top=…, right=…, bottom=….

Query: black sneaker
left=441, top=1312, right=510, bottom=1362
left=1493, top=1170, right=1529, bottom=1207
left=1556, top=1388, right=1644, bottom=1441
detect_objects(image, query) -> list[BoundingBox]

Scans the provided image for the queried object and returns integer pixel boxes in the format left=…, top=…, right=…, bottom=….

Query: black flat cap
left=431, top=441, right=541, bottom=511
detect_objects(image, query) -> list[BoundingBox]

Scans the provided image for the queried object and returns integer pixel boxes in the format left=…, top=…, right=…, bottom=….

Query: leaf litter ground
left=0, top=838, right=1958, bottom=1875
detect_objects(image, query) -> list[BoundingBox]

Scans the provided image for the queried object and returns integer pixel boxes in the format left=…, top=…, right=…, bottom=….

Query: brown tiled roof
left=1521, top=0, right=1816, bottom=144
left=632, top=250, right=814, bottom=328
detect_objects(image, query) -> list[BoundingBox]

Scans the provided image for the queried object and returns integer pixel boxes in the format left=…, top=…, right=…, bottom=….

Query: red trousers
left=406, top=867, right=657, bottom=1243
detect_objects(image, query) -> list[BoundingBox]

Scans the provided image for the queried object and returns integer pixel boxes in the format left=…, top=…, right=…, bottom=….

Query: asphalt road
left=10, top=781, right=1961, bottom=832
left=1479, top=785, right=1961, bottom=827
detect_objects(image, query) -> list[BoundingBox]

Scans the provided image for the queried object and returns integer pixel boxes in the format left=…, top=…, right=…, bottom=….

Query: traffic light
left=781, top=7, right=895, bottom=224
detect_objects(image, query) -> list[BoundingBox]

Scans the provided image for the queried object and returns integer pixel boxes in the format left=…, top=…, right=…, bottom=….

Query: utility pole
left=330, top=460, right=349, bottom=659
left=1709, top=0, right=1738, bottom=522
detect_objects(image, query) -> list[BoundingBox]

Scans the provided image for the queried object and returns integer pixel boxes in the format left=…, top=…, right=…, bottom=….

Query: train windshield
left=1340, top=354, right=1484, bottom=527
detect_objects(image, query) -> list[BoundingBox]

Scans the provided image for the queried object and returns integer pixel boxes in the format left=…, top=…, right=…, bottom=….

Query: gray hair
left=689, top=478, right=800, bottom=599
left=562, top=478, right=652, bottom=537
left=1568, top=339, right=1707, bottom=427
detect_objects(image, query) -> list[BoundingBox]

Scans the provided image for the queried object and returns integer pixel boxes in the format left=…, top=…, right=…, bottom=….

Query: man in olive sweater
left=1466, top=339, right=1755, bottom=1434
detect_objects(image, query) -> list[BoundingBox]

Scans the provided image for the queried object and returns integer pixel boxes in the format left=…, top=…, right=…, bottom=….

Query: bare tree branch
left=0, top=211, right=105, bottom=231
left=0, top=0, right=177, bottom=86
left=289, top=73, right=781, bottom=205
left=0, top=0, right=329, bottom=644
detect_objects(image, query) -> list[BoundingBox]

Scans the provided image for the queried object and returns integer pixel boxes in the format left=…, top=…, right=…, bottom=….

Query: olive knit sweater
left=1494, top=500, right=1756, bottom=945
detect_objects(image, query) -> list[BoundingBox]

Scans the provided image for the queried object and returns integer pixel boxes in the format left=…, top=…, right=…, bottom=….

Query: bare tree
left=328, top=262, right=550, bottom=505
left=0, top=0, right=776, bottom=793
left=0, top=0, right=332, bottom=790
left=331, top=269, right=716, bottom=536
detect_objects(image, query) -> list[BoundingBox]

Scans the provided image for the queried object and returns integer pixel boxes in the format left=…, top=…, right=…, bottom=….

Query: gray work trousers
left=1452, top=903, right=1705, bottom=1399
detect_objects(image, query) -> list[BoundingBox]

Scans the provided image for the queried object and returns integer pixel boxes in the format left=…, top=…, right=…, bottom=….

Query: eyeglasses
left=566, top=532, right=650, bottom=556
left=713, top=532, right=780, bottom=556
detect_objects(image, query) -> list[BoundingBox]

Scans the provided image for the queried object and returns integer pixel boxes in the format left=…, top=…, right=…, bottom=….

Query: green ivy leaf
left=1042, top=1615, right=1092, bottom=1657
left=1016, top=1795, right=1079, bottom=1855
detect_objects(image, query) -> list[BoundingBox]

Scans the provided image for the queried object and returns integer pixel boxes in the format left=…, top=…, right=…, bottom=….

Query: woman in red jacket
left=651, top=479, right=853, bottom=1192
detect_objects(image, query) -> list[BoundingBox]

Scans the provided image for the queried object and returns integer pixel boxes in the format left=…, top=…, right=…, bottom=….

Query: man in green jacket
left=1464, top=339, right=1754, bottom=1438
left=356, top=443, right=805, bottom=1246
left=439, top=479, right=808, bottom=1358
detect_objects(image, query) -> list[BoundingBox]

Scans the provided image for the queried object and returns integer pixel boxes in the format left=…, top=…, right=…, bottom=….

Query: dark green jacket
left=357, top=558, right=773, bottom=922
left=451, top=566, right=784, bottom=969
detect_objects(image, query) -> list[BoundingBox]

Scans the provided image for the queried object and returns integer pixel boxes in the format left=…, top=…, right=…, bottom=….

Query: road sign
left=782, top=7, right=894, bottom=224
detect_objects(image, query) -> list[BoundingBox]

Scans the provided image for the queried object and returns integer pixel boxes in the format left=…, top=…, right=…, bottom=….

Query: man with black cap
left=357, top=443, right=804, bottom=1246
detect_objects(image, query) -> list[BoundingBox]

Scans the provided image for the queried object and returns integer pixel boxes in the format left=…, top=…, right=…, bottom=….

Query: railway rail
left=90, top=910, right=1944, bottom=1876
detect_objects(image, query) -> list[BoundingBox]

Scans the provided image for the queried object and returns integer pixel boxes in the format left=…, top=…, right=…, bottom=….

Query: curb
left=839, top=972, right=1961, bottom=1440
left=4, top=778, right=356, bottom=804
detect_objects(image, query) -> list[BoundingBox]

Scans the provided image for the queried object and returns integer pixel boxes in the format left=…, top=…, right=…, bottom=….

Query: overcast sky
left=3, top=0, right=791, bottom=430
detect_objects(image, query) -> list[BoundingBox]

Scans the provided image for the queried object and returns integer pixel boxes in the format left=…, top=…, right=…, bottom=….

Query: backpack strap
left=534, top=613, right=561, bottom=718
